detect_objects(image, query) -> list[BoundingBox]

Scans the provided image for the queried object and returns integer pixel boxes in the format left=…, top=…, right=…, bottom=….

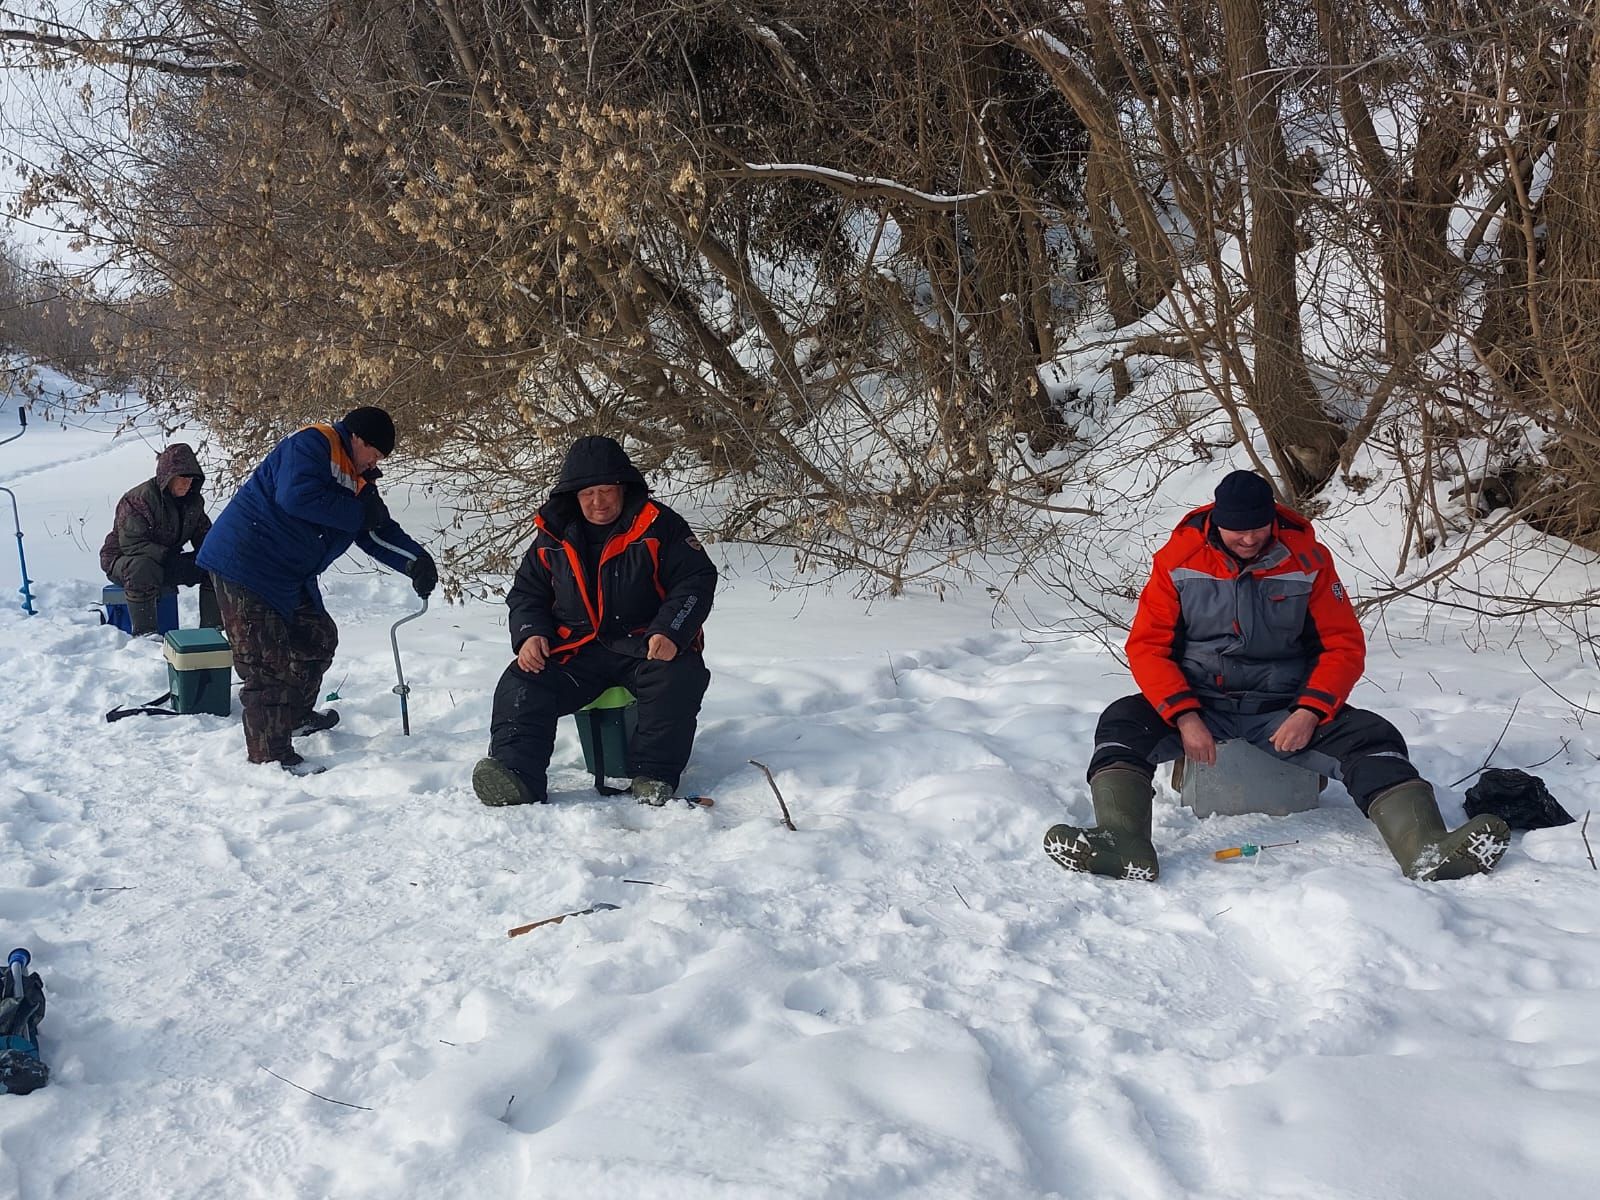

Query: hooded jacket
left=1126, top=502, right=1366, bottom=724
left=197, top=420, right=426, bottom=617
left=99, top=443, right=212, bottom=578
left=507, top=437, right=717, bottom=659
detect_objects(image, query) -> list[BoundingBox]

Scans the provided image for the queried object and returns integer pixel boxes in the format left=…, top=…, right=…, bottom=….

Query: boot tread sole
left=1044, top=823, right=1160, bottom=882
left=473, top=758, right=538, bottom=807
left=1413, top=818, right=1511, bottom=880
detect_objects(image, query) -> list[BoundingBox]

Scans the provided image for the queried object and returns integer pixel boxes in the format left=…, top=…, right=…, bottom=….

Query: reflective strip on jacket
left=507, top=494, right=716, bottom=660
left=1125, top=502, right=1365, bottom=724
left=197, top=421, right=424, bottom=617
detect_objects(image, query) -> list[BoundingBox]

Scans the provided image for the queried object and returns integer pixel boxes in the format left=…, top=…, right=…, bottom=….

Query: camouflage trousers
left=111, top=551, right=221, bottom=628
left=110, top=550, right=209, bottom=601
left=211, top=574, right=339, bottom=764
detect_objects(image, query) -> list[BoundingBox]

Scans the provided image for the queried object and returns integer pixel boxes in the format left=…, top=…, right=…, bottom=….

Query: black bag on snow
left=1464, top=768, right=1574, bottom=831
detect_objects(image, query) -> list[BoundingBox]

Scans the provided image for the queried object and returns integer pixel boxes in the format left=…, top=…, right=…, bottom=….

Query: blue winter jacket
left=197, top=421, right=426, bottom=617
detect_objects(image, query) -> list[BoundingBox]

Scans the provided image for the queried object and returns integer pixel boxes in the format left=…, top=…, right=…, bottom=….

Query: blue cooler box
left=163, top=628, right=232, bottom=716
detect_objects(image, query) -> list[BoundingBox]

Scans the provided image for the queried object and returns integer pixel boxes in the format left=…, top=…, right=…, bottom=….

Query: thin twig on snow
left=1448, top=696, right=1520, bottom=787
left=258, top=1065, right=373, bottom=1111
left=749, top=759, right=798, bottom=831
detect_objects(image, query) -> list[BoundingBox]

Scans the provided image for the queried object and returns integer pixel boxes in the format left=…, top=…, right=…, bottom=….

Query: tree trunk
left=1220, top=0, right=1341, bottom=493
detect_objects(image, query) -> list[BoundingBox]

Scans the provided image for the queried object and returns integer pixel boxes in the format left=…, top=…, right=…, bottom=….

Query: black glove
left=358, top=484, right=390, bottom=532
left=407, top=550, right=437, bottom=598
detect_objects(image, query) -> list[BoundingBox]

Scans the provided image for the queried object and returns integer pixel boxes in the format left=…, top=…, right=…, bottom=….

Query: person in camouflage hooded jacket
left=99, top=442, right=219, bottom=634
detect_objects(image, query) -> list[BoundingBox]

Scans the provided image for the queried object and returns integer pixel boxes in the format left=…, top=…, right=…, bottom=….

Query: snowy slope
left=2, top=388, right=1598, bottom=1199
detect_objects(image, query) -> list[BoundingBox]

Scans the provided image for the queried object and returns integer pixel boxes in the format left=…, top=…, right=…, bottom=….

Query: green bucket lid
left=164, top=628, right=230, bottom=652
left=582, top=686, right=636, bottom=711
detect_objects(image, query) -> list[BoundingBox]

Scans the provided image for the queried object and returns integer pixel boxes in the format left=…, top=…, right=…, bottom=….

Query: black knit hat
left=1211, top=470, right=1277, bottom=530
left=341, top=406, right=396, bottom=456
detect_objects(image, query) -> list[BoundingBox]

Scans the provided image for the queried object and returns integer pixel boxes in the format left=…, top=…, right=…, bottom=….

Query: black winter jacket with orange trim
left=506, top=486, right=717, bottom=659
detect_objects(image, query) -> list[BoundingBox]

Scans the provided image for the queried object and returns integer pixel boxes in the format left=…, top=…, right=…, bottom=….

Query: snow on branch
left=1014, top=27, right=1123, bottom=132
left=743, top=21, right=810, bottom=92
left=730, top=162, right=989, bottom=211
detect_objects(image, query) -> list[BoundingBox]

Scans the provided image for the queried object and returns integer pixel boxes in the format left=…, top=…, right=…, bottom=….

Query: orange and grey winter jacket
left=507, top=439, right=716, bottom=660
left=1126, top=502, right=1365, bottom=724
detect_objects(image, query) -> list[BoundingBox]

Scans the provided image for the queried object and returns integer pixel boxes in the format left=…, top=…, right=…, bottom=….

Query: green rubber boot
left=1043, top=768, right=1160, bottom=882
left=127, top=595, right=160, bottom=637
left=1369, top=780, right=1509, bottom=881
left=630, top=776, right=675, bottom=806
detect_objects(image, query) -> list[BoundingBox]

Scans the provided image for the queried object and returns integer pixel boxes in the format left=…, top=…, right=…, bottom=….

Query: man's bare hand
left=1176, top=712, right=1217, bottom=766
left=646, top=633, right=678, bottom=662
left=1269, top=708, right=1319, bottom=754
left=517, top=635, right=550, bottom=673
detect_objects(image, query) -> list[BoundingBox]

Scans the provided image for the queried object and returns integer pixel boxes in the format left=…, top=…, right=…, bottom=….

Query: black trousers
left=1086, top=693, right=1421, bottom=813
left=489, top=641, right=711, bottom=800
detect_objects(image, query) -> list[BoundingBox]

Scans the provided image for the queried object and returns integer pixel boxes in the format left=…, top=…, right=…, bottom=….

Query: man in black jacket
left=473, top=436, right=717, bottom=807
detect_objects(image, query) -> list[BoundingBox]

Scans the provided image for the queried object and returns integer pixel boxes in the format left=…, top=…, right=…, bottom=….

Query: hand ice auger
left=389, top=594, right=428, bottom=735
left=0, top=407, right=37, bottom=615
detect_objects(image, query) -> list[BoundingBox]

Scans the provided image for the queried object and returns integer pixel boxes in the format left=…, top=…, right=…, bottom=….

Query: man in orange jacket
left=1045, top=470, right=1509, bottom=882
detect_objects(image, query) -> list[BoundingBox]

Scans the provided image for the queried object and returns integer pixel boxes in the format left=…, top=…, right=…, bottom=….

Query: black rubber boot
left=1369, top=780, right=1509, bottom=880
left=473, top=757, right=541, bottom=807
left=198, top=586, right=223, bottom=630
left=1044, top=768, right=1161, bottom=881
left=127, top=596, right=160, bottom=637
left=292, top=709, right=341, bottom=738
left=278, top=752, right=327, bottom=777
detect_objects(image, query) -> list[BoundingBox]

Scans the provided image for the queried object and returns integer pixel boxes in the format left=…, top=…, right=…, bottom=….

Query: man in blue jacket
left=472, top=436, right=716, bottom=807
left=198, top=407, right=436, bottom=775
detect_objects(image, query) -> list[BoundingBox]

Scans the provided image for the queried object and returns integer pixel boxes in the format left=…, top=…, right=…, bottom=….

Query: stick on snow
left=507, top=902, right=620, bottom=938
left=258, top=1064, right=373, bottom=1111
left=749, top=759, right=797, bottom=831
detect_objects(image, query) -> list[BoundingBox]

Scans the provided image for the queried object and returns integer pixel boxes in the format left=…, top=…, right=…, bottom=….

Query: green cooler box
left=163, top=628, right=233, bottom=716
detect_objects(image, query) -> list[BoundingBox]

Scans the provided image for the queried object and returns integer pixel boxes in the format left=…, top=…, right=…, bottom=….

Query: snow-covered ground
left=2, top=375, right=1599, bottom=1198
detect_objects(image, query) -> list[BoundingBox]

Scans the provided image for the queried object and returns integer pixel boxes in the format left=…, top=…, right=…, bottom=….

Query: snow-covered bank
left=2, top=395, right=1598, bottom=1199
